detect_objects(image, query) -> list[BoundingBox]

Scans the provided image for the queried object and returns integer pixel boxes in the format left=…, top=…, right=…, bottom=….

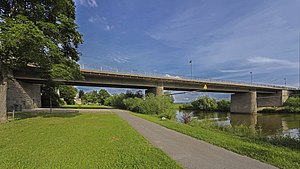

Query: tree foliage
left=59, top=85, right=77, bottom=105
left=0, top=0, right=83, bottom=79
left=283, top=97, right=300, bottom=108
left=81, top=90, right=98, bottom=104
left=0, top=0, right=83, bottom=122
left=78, top=90, right=85, bottom=99
left=191, top=95, right=230, bottom=112
left=97, top=89, right=110, bottom=105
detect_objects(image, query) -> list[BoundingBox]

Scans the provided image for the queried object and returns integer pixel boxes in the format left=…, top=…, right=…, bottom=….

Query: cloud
left=247, top=56, right=297, bottom=67
left=88, top=15, right=114, bottom=31
left=104, top=25, right=114, bottom=31
left=88, top=16, right=106, bottom=23
left=113, top=57, right=129, bottom=63
left=165, top=74, right=181, bottom=79
left=79, top=0, right=98, bottom=7
left=219, top=69, right=250, bottom=73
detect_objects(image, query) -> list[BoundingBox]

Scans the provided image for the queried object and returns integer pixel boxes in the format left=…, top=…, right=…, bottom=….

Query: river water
left=177, top=110, right=300, bottom=139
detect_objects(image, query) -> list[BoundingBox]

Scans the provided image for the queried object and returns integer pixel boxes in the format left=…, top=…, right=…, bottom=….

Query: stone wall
left=7, top=79, right=41, bottom=111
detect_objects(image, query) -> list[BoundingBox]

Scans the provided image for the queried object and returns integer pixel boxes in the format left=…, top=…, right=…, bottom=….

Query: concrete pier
left=230, top=92, right=257, bottom=114
left=145, top=86, right=164, bottom=96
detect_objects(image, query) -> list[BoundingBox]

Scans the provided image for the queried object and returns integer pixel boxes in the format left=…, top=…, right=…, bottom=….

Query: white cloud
left=219, top=69, right=250, bottom=73
left=104, top=25, right=114, bottom=31
left=88, top=16, right=106, bottom=23
left=113, top=57, right=129, bottom=63
left=165, top=74, right=182, bottom=79
left=79, top=0, right=98, bottom=7
left=247, top=56, right=297, bottom=68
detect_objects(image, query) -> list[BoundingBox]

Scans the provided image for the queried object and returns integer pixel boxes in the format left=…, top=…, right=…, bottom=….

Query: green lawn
left=133, top=113, right=300, bottom=169
left=60, top=104, right=113, bottom=109
left=0, top=113, right=182, bottom=169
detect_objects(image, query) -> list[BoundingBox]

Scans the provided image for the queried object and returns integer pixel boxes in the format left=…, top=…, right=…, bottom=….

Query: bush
left=191, top=95, right=230, bottom=112
left=123, top=98, right=143, bottom=112
left=122, top=94, right=176, bottom=119
left=217, top=100, right=230, bottom=112
left=191, top=95, right=217, bottom=111
left=284, top=97, right=300, bottom=108
left=104, top=93, right=128, bottom=109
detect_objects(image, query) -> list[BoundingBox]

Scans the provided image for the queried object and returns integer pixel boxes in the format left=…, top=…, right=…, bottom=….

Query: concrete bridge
left=3, top=67, right=298, bottom=114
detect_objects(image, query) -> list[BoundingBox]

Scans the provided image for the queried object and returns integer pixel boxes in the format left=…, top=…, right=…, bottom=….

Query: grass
left=60, top=104, right=113, bottom=109
left=133, top=113, right=300, bottom=169
left=258, top=107, right=300, bottom=114
left=0, top=112, right=182, bottom=169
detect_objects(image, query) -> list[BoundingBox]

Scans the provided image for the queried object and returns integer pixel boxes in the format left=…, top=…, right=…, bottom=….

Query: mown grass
left=60, top=104, right=113, bottom=109
left=0, top=113, right=182, bottom=169
left=133, top=113, right=300, bottom=169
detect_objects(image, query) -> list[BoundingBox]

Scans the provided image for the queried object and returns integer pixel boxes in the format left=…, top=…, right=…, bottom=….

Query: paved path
left=113, top=109, right=277, bottom=169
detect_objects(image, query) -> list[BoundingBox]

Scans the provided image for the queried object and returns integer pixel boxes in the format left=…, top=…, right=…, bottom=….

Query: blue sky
left=74, top=0, right=299, bottom=102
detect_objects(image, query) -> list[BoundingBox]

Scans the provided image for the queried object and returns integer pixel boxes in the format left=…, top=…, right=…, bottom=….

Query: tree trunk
left=0, top=65, right=8, bottom=123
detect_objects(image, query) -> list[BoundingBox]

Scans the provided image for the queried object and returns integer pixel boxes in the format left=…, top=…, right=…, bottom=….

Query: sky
left=74, top=0, right=300, bottom=102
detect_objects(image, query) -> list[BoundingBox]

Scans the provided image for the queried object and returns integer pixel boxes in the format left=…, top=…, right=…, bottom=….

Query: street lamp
left=284, top=78, right=287, bottom=87
left=189, top=60, right=192, bottom=79
left=250, top=72, right=253, bottom=85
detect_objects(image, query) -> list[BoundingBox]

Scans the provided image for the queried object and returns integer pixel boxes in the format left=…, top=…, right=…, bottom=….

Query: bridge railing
left=79, top=64, right=297, bottom=90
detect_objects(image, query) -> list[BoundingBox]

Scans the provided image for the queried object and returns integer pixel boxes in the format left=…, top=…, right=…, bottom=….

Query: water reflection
left=178, top=110, right=300, bottom=139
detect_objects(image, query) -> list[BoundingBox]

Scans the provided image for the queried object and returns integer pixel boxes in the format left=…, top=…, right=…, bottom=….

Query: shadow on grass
left=8, top=111, right=80, bottom=121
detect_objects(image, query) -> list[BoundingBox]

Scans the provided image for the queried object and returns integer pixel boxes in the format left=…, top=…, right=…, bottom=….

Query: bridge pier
left=0, top=77, right=8, bottom=123
left=145, top=86, right=164, bottom=96
left=230, top=91, right=257, bottom=114
left=7, top=79, right=41, bottom=111
left=257, top=90, right=289, bottom=107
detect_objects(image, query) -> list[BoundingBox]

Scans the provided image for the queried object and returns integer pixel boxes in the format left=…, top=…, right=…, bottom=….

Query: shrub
left=217, top=100, right=230, bottom=112
left=284, top=97, right=300, bottom=108
left=191, top=95, right=230, bottom=112
left=122, top=94, right=176, bottom=119
left=104, top=93, right=128, bottom=109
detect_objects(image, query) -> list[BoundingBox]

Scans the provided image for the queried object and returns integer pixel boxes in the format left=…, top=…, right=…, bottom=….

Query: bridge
left=3, top=65, right=298, bottom=114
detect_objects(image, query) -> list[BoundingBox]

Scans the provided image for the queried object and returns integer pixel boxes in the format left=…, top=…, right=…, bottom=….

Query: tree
left=97, top=89, right=110, bottom=105
left=0, top=0, right=83, bottom=122
left=78, top=90, right=85, bottom=99
left=81, top=91, right=98, bottom=104
left=59, top=86, right=78, bottom=105
left=191, top=95, right=218, bottom=111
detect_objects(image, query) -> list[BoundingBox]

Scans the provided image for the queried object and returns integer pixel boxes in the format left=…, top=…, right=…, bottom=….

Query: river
left=177, top=110, right=300, bottom=139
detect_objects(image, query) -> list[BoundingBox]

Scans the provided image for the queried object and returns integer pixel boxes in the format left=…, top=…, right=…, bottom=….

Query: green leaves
left=1, top=0, right=83, bottom=81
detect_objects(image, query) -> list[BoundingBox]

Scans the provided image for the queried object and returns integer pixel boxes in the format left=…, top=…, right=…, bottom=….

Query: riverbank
left=133, top=113, right=300, bottom=169
left=258, top=107, right=300, bottom=113
left=0, top=112, right=181, bottom=168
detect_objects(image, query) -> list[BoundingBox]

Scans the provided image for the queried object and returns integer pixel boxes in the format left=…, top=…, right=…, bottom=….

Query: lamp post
left=189, top=60, right=193, bottom=79
left=284, top=78, right=287, bottom=87
left=250, top=72, right=253, bottom=85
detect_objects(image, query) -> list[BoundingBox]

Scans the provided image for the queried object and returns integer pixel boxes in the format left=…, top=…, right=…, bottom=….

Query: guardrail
left=79, top=64, right=297, bottom=90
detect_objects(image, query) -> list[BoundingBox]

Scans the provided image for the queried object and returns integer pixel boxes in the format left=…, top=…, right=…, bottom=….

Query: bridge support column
left=230, top=91, right=257, bottom=114
left=0, top=77, right=8, bottom=123
left=145, top=86, right=164, bottom=96
left=7, top=79, right=41, bottom=111
left=257, top=90, right=289, bottom=107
